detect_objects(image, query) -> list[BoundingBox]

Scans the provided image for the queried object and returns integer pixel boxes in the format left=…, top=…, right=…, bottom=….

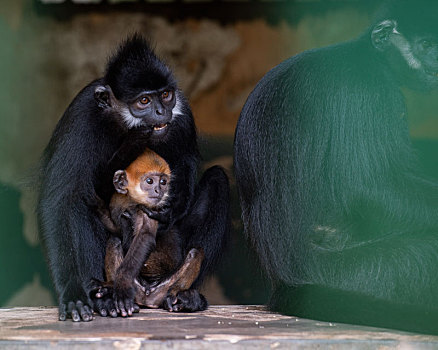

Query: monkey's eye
left=146, top=178, right=153, bottom=185
left=161, top=90, right=173, bottom=102
left=135, top=96, right=151, bottom=110
left=160, top=178, right=167, bottom=186
left=137, top=96, right=150, bottom=107
left=421, top=40, right=432, bottom=50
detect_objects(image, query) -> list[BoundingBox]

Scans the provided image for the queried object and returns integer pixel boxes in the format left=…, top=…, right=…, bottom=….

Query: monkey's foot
left=59, top=301, right=93, bottom=322
left=163, top=289, right=208, bottom=312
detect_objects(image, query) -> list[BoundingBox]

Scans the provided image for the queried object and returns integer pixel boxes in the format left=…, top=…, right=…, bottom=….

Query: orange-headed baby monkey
left=101, top=148, right=171, bottom=236
left=96, top=149, right=204, bottom=317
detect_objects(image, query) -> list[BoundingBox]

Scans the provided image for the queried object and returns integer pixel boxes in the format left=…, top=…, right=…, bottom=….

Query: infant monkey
left=97, top=149, right=204, bottom=316
left=101, top=148, right=172, bottom=240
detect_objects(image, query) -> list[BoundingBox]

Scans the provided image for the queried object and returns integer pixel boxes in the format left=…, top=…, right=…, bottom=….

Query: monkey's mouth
left=147, top=197, right=161, bottom=204
left=153, top=123, right=169, bottom=131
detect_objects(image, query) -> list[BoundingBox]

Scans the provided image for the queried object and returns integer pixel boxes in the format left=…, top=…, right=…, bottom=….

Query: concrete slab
left=1, top=305, right=438, bottom=349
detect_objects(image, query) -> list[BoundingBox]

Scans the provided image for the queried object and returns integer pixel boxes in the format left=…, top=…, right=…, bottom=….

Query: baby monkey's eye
left=146, top=178, right=153, bottom=184
left=160, top=178, right=167, bottom=186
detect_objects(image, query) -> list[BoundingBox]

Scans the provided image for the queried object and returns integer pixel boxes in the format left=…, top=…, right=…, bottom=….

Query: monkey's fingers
left=133, top=303, right=140, bottom=313
left=61, top=301, right=93, bottom=322
left=117, top=299, right=128, bottom=317
left=139, top=205, right=153, bottom=217
left=163, top=295, right=178, bottom=312
left=125, top=299, right=137, bottom=316
left=78, top=302, right=93, bottom=322
left=59, top=303, right=67, bottom=321
left=105, top=299, right=118, bottom=318
left=121, top=210, right=133, bottom=220
left=70, top=301, right=93, bottom=322
left=139, top=205, right=171, bottom=223
left=67, top=301, right=80, bottom=322
left=116, top=298, right=136, bottom=317
left=114, top=298, right=121, bottom=315
left=93, top=298, right=108, bottom=317
left=93, top=297, right=116, bottom=318
left=91, top=285, right=118, bottom=318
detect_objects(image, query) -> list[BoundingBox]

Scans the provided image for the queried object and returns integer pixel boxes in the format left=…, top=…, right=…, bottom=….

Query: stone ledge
left=1, top=305, right=438, bottom=349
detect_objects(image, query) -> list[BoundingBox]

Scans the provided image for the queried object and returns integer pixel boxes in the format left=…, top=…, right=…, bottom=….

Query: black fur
left=37, top=35, right=230, bottom=321
left=234, top=1, right=438, bottom=334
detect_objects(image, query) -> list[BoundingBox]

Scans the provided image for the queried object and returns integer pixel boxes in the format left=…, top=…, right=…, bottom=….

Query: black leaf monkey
left=37, top=35, right=230, bottom=321
left=94, top=149, right=205, bottom=316
left=234, top=0, right=438, bottom=335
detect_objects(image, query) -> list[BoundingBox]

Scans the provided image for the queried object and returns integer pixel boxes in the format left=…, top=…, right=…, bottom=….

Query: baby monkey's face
left=140, top=172, right=170, bottom=206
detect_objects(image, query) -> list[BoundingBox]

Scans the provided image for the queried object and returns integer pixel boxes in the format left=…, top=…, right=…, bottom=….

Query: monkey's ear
left=113, top=170, right=128, bottom=194
left=94, top=85, right=113, bottom=109
left=371, top=20, right=398, bottom=51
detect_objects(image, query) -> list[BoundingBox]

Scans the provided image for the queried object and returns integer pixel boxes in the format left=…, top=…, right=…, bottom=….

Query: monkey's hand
left=162, top=289, right=208, bottom=313
left=113, top=275, right=138, bottom=317
left=139, top=204, right=171, bottom=224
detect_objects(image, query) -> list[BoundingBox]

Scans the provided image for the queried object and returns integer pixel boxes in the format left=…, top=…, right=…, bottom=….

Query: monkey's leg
left=38, top=194, right=111, bottom=321
left=88, top=236, right=124, bottom=318
left=167, top=248, right=204, bottom=294
left=138, top=248, right=204, bottom=308
left=166, top=166, right=230, bottom=312
left=113, top=211, right=158, bottom=316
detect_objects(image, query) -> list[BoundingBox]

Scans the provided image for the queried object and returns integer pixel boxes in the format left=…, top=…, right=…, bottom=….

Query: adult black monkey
left=234, top=0, right=438, bottom=334
left=37, top=35, right=230, bottom=322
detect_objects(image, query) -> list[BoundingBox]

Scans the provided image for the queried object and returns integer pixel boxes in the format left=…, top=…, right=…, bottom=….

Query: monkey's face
left=127, top=89, right=176, bottom=135
left=138, top=172, right=170, bottom=207
left=94, top=85, right=181, bottom=137
left=372, top=19, right=438, bottom=90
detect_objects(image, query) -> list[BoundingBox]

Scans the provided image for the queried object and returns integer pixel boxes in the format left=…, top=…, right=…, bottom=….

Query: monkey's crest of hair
left=104, top=34, right=177, bottom=101
left=126, top=148, right=171, bottom=182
